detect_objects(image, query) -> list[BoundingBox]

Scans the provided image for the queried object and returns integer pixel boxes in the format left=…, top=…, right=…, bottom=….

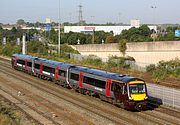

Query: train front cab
left=125, top=80, right=148, bottom=110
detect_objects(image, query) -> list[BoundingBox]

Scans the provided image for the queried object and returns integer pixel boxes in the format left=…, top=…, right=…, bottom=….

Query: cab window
left=129, top=84, right=146, bottom=94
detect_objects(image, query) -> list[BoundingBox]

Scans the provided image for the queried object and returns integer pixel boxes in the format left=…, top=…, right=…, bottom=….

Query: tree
left=11, top=27, right=17, bottom=34
left=105, top=35, right=114, bottom=43
left=67, top=33, right=78, bottom=45
left=0, top=26, right=3, bottom=31
left=119, top=39, right=127, bottom=57
left=118, top=25, right=153, bottom=42
left=139, top=25, right=151, bottom=36
left=94, top=31, right=110, bottom=44
left=0, top=26, right=3, bottom=42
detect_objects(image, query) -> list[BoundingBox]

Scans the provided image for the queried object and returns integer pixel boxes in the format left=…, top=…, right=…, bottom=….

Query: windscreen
left=129, top=84, right=146, bottom=94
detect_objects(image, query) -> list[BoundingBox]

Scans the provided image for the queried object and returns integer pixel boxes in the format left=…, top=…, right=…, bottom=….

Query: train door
left=79, top=72, right=83, bottom=88
left=55, top=66, right=59, bottom=80
left=106, top=79, right=112, bottom=97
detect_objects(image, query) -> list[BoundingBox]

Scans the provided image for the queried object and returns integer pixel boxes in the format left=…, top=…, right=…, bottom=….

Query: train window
left=27, top=62, right=32, bottom=67
left=58, top=70, right=66, bottom=77
left=17, top=59, right=25, bottom=65
left=34, top=63, right=40, bottom=69
left=95, top=79, right=106, bottom=89
left=70, top=73, right=79, bottom=81
left=83, top=76, right=106, bottom=89
left=52, top=68, right=55, bottom=74
left=111, top=81, right=120, bottom=91
left=43, top=66, right=55, bottom=74
left=83, top=76, right=94, bottom=86
left=129, top=84, right=145, bottom=94
left=111, top=82, right=123, bottom=93
left=111, top=83, right=115, bottom=91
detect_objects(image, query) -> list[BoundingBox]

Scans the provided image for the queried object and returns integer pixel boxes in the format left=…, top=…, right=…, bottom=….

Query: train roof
left=12, top=53, right=37, bottom=60
left=72, top=66, right=143, bottom=83
left=60, top=63, right=75, bottom=69
left=13, top=54, right=75, bottom=69
left=34, top=57, right=74, bottom=69
left=35, top=57, right=63, bottom=66
left=12, top=54, right=143, bottom=82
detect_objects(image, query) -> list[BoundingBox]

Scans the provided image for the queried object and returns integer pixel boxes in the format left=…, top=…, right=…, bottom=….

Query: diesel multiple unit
left=11, top=54, right=148, bottom=110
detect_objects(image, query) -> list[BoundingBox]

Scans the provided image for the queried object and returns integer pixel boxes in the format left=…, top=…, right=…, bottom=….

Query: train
left=11, top=53, right=148, bottom=110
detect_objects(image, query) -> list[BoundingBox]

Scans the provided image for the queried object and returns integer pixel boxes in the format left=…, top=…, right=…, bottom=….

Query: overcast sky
left=0, top=0, right=180, bottom=24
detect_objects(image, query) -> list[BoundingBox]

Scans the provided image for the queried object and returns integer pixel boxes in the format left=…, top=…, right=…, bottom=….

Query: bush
left=83, top=55, right=103, bottom=66
left=27, top=41, right=48, bottom=55
left=60, top=44, right=79, bottom=55
left=147, top=58, right=180, bottom=80
left=118, top=39, right=127, bottom=56
left=1, top=44, right=21, bottom=56
left=107, top=56, right=131, bottom=69
left=152, top=69, right=168, bottom=81
left=146, top=64, right=156, bottom=72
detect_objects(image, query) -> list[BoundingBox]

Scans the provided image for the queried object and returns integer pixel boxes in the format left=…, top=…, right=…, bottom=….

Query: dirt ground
left=0, top=96, right=39, bottom=125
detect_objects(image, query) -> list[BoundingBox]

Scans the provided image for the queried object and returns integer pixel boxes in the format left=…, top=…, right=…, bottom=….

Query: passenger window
left=70, top=73, right=79, bottom=81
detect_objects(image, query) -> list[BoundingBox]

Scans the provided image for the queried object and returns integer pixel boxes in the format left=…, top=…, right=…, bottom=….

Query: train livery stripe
left=106, top=79, right=112, bottom=97
left=40, top=63, right=42, bottom=75
left=79, top=72, right=83, bottom=88
left=129, top=81, right=144, bottom=84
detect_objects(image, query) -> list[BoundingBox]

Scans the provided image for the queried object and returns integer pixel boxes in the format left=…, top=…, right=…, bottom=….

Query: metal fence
left=147, top=83, right=180, bottom=109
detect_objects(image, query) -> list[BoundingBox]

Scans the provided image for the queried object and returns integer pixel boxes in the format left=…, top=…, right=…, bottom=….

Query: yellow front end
left=131, top=93, right=147, bottom=101
left=129, top=81, right=147, bottom=101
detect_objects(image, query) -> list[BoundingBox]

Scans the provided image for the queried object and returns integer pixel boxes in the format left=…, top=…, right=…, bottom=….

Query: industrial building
left=64, top=19, right=157, bottom=35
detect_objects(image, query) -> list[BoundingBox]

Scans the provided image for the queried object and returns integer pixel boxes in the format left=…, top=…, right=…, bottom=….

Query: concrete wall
left=72, top=41, right=180, bottom=64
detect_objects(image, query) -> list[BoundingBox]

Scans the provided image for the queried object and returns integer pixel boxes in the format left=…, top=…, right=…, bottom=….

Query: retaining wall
left=72, top=41, right=180, bottom=64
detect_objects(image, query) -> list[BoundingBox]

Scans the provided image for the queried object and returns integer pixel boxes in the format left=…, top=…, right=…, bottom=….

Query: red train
left=11, top=54, right=148, bottom=110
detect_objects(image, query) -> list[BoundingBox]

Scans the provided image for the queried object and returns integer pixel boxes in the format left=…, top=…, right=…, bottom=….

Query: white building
left=45, top=18, right=51, bottom=24
left=131, top=19, right=140, bottom=27
left=64, top=25, right=157, bottom=36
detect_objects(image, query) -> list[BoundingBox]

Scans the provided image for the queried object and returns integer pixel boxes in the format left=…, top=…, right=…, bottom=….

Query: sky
left=0, top=0, right=180, bottom=24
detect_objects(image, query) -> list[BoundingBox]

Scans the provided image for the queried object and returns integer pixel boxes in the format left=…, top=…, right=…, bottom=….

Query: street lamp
left=151, top=6, right=157, bottom=41
left=58, top=0, right=61, bottom=56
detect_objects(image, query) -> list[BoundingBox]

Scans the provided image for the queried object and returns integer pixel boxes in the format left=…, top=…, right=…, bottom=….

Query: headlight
left=145, top=96, right=148, bottom=99
left=129, top=97, right=133, bottom=100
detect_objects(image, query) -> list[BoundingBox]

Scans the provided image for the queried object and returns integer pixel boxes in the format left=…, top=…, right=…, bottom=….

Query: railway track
left=0, top=60, right=134, bottom=125
left=0, top=57, right=180, bottom=125
left=0, top=86, right=56, bottom=125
